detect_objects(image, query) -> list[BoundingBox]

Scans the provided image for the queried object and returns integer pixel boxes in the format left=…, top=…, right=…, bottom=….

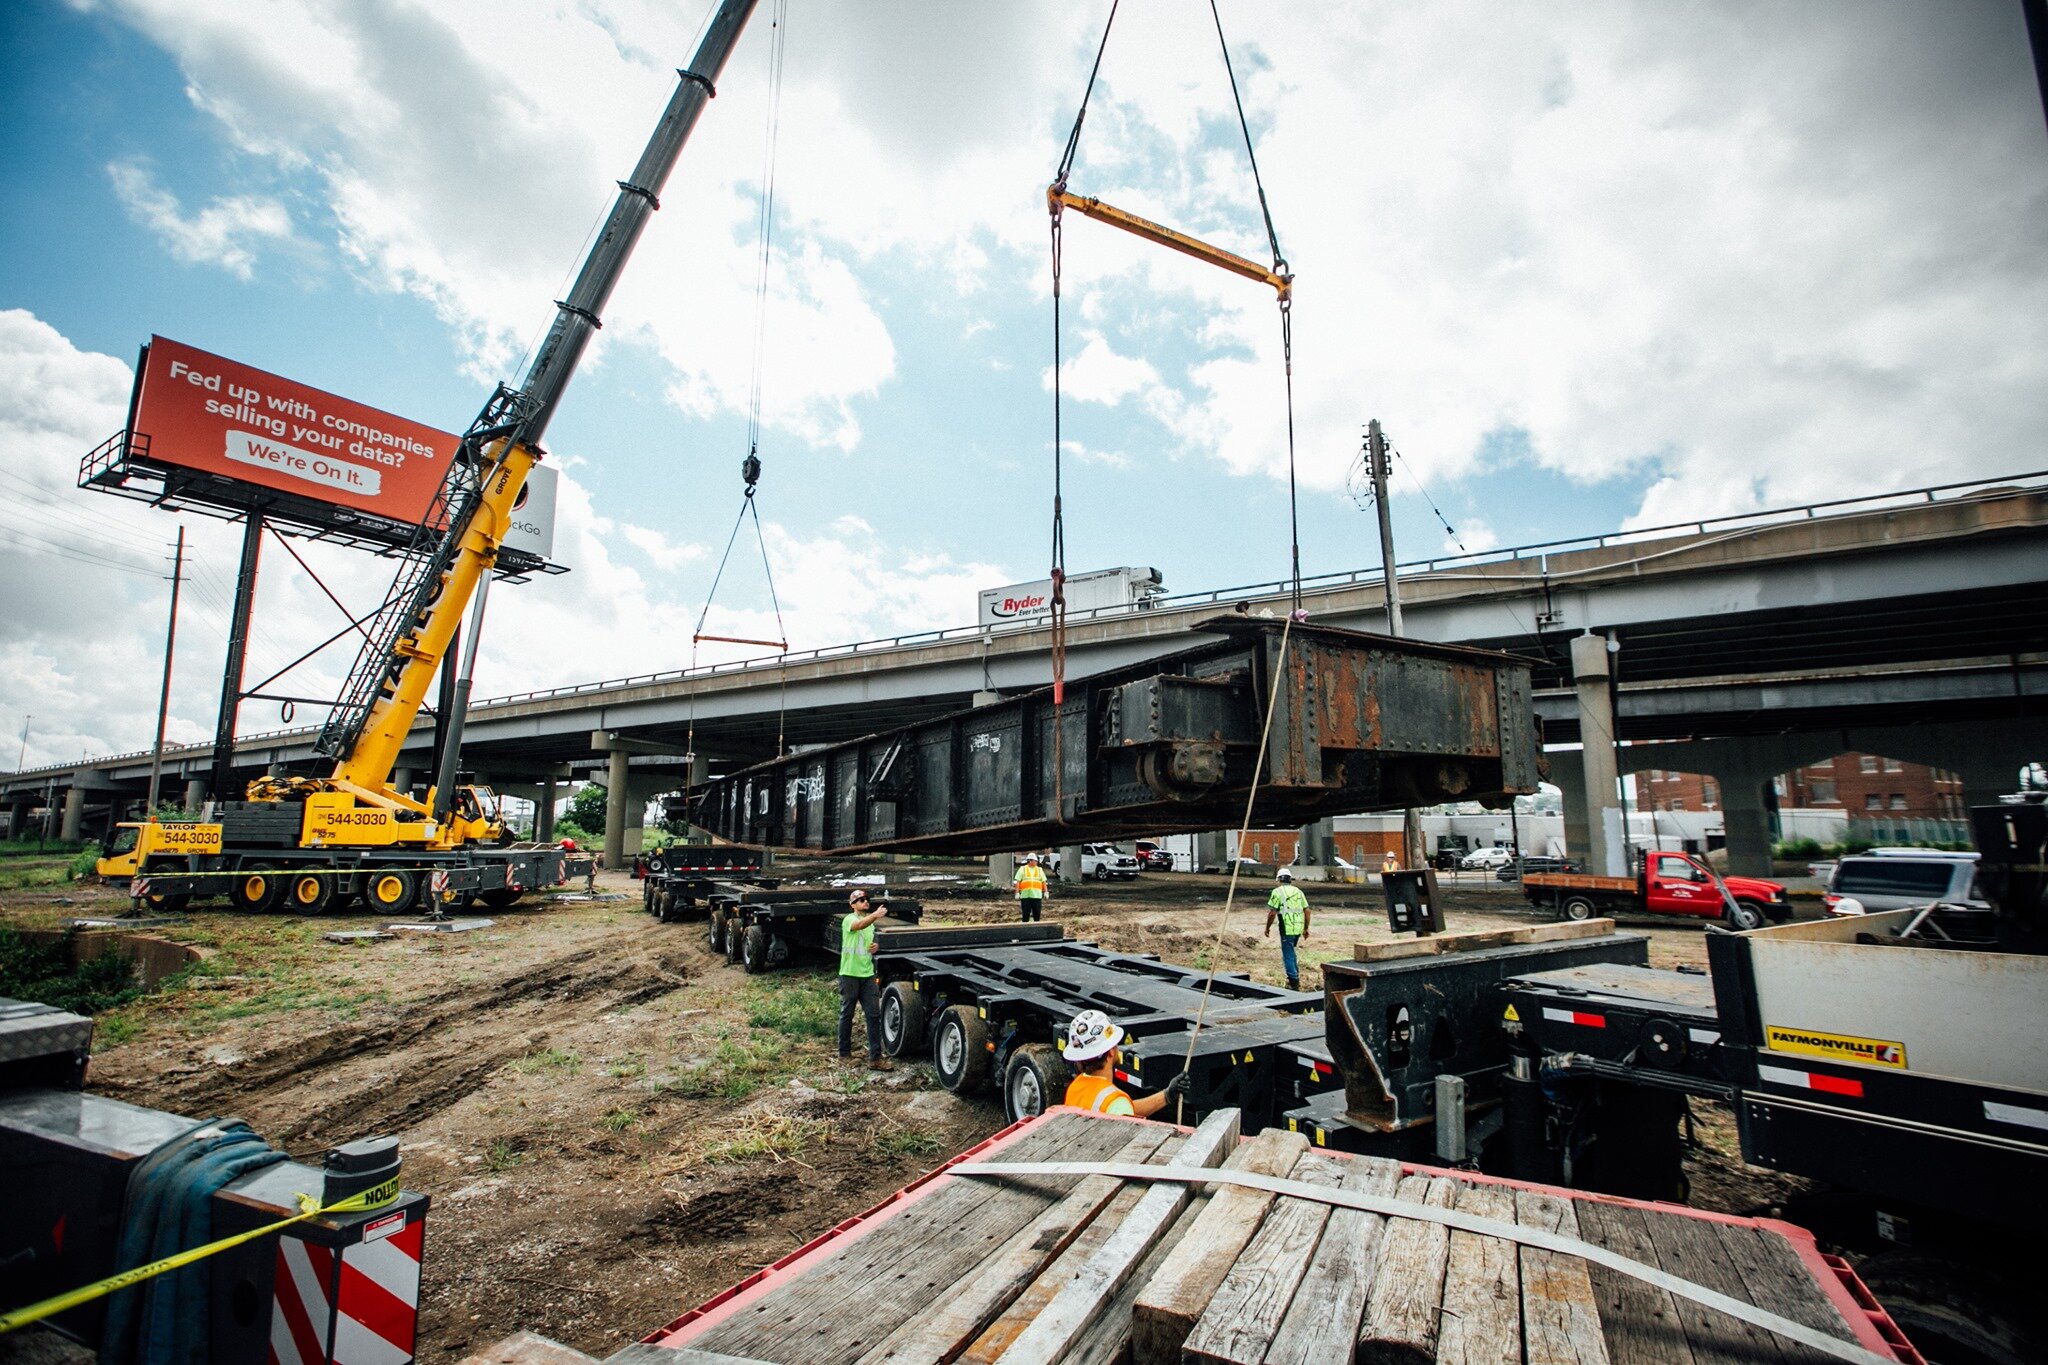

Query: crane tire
left=364, top=870, right=418, bottom=914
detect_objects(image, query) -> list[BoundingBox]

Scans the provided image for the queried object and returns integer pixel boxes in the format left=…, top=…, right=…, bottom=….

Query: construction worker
left=1014, top=853, right=1048, bottom=922
left=1060, top=1009, right=1189, bottom=1117
left=837, top=888, right=893, bottom=1070
left=1265, top=867, right=1311, bottom=991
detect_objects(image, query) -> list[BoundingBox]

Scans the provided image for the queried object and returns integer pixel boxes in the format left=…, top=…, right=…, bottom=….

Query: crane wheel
left=365, top=871, right=417, bottom=914
left=229, top=865, right=286, bottom=914
left=287, top=872, right=335, bottom=915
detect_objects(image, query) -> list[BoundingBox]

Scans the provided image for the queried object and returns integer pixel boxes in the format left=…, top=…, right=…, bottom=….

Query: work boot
left=869, top=1056, right=895, bottom=1072
left=1287, top=978, right=1300, bottom=992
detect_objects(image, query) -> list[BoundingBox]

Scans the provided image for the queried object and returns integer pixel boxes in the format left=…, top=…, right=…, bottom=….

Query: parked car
left=1203, top=856, right=1270, bottom=876
left=1458, top=846, right=1513, bottom=871
left=1824, top=850, right=1984, bottom=915
left=1496, top=855, right=1578, bottom=883
left=1133, top=840, right=1175, bottom=871
left=1050, top=843, right=1141, bottom=881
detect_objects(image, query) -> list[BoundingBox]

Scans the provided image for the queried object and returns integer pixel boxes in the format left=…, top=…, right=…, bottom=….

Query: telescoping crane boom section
left=312, top=0, right=760, bottom=820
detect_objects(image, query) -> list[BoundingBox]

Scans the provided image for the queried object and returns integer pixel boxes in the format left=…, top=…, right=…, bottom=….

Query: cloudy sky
left=2, top=0, right=2044, bottom=771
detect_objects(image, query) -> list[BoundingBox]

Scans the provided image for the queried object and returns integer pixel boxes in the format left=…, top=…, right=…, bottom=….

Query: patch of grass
left=511, top=1047, right=583, bottom=1075
left=699, top=1111, right=825, bottom=1165
left=484, top=1140, right=523, bottom=1173
left=744, top=975, right=839, bottom=1039
left=0, top=927, right=143, bottom=1015
left=605, top=1053, right=647, bottom=1081
left=0, top=857, right=81, bottom=892
left=671, top=1036, right=791, bottom=1101
left=66, top=849, right=102, bottom=880
left=0, top=838, right=88, bottom=859
left=873, top=1128, right=941, bottom=1159
left=600, top=1108, right=640, bottom=1134
left=94, top=1014, right=141, bottom=1048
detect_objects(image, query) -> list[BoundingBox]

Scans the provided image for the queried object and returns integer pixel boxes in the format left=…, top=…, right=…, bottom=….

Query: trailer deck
left=632, top=1107, right=1917, bottom=1364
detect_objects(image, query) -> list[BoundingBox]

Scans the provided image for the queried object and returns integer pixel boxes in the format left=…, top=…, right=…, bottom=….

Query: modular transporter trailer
left=682, top=616, right=1541, bottom=857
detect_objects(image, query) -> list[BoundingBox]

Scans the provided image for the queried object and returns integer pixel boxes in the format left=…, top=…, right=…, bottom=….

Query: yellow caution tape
left=0, top=1181, right=401, bottom=1336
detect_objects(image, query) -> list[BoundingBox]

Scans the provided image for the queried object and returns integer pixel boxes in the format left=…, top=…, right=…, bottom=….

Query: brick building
left=1636, top=768, right=1720, bottom=812
left=1777, top=753, right=1967, bottom=819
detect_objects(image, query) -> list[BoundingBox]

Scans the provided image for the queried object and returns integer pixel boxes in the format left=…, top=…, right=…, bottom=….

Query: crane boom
left=312, top=0, right=760, bottom=808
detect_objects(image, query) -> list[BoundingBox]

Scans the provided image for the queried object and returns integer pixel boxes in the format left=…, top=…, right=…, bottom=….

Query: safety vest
left=839, top=917, right=876, bottom=978
left=1269, top=883, right=1308, bottom=936
left=1065, top=1072, right=1135, bottom=1116
left=1015, top=864, right=1047, bottom=898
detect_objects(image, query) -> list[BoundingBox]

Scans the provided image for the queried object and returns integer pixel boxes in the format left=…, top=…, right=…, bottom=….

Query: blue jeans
left=1279, top=934, right=1301, bottom=983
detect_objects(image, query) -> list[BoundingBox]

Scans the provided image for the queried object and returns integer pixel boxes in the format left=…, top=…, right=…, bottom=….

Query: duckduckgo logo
left=990, top=593, right=1048, bottom=618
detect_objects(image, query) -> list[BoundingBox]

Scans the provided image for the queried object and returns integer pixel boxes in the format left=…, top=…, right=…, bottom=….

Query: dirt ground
left=2, top=863, right=1813, bottom=1361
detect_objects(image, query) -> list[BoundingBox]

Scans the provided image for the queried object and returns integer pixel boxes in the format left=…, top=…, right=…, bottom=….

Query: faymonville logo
left=1765, top=1025, right=1907, bottom=1069
left=992, top=594, right=1048, bottom=617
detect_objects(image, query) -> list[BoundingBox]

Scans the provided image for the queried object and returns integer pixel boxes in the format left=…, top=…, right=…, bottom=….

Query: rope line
left=1175, top=612, right=1295, bottom=1124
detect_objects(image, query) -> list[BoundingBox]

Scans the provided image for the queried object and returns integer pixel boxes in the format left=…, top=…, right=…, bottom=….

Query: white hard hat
left=1025, top=854, right=1039, bottom=863
left=1061, top=1009, right=1124, bottom=1063
left=1276, top=867, right=1293, bottom=881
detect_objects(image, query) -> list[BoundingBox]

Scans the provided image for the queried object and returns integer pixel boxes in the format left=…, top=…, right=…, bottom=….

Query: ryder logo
left=991, top=594, right=1048, bottom=618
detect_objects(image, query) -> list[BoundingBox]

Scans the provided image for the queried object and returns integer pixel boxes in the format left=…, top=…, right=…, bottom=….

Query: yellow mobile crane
left=101, top=0, right=761, bottom=914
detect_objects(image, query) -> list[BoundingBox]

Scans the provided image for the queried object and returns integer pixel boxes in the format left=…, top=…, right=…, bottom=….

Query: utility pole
left=1365, top=419, right=1421, bottom=867
left=14, top=715, right=28, bottom=774
left=146, top=529, right=186, bottom=817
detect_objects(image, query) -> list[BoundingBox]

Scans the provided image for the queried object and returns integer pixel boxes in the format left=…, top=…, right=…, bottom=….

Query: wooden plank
left=686, top=1114, right=1135, bottom=1364
left=854, top=1125, right=1176, bottom=1364
left=958, top=1166, right=1161, bottom=1363
left=1572, top=1200, right=1696, bottom=1365
left=1638, top=1204, right=1793, bottom=1364
left=1355, top=1174, right=1460, bottom=1364
left=1061, top=1189, right=1214, bottom=1365
left=1514, top=1189, right=1610, bottom=1365
left=1709, top=1223, right=1858, bottom=1363
left=1129, top=1127, right=1309, bottom=1364
left=983, top=1108, right=1241, bottom=1365
left=1262, top=1154, right=1404, bottom=1365
left=1435, top=1182, right=1522, bottom=1365
left=1182, top=1150, right=1346, bottom=1364
left=1350, top=918, right=1616, bottom=962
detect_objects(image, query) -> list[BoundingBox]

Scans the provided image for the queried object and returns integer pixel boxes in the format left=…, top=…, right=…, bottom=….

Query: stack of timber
left=602, top=1108, right=1915, bottom=1365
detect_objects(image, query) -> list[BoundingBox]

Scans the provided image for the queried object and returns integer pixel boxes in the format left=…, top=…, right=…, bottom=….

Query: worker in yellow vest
left=1265, top=867, right=1311, bottom=991
left=1013, top=853, right=1049, bottom=922
left=1060, top=1009, right=1188, bottom=1117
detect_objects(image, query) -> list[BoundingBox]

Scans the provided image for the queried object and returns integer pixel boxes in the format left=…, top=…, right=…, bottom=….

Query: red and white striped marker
left=1541, top=1006, right=1606, bottom=1029
left=1757, top=1063, right=1864, bottom=1098
left=269, top=1217, right=422, bottom=1365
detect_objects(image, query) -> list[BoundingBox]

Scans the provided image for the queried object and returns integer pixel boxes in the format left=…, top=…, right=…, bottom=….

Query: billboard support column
left=210, top=512, right=265, bottom=800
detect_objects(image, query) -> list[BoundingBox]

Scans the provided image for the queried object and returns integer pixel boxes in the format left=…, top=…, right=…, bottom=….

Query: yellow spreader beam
left=1048, top=186, right=1291, bottom=301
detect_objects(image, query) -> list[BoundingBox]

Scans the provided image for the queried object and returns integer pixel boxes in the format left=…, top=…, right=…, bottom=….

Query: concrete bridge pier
left=536, top=776, right=557, bottom=841
left=1572, top=634, right=1626, bottom=876
left=183, top=778, right=206, bottom=813
left=59, top=786, right=84, bottom=842
left=1296, top=818, right=1336, bottom=871
left=6, top=796, right=31, bottom=839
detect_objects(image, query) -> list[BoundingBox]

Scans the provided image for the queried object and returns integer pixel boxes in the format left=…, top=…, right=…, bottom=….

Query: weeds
left=605, top=1053, right=647, bottom=1081
left=744, top=975, right=838, bottom=1039
left=484, top=1140, right=524, bottom=1173
left=671, top=1036, right=791, bottom=1101
left=0, top=928, right=142, bottom=1015
left=600, top=1108, right=640, bottom=1134
left=873, top=1128, right=941, bottom=1159
left=698, top=1111, right=825, bottom=1165
left=512, top=1047, right=583, bottom=1075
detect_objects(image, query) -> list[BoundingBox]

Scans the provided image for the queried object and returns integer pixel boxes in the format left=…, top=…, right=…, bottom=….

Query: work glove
left=1163, top=1072, right=1191, bottom=1098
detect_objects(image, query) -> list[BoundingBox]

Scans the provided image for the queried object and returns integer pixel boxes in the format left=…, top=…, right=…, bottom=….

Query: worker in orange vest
left=1013, top=853, right=1049, bottom=922
left=1060, top=1009, right=1188, bottom=1117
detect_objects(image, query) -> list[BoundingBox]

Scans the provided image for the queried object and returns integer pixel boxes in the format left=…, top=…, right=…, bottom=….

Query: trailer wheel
left=1724, top=899, right=1765, bottom=931
left=1562, top=896, right=1597, bottom=922
left=933, top=1005, right=992, bottom=1094
left=742, top=923, right=773, bottom=974
left=1003, top=1044, right=1074, bottom=1122
left=642, top=878, right=656, bottom=912
left=364, top=870, right=417, bottom=914
left=286, top=871, right=335, bottom=915
left=725, top=918, right=747, bottom=966
left=1859, top=1251, right=2042, bottom=1365
left=227, top=864, right=286, bottom=914
left=707, top=909, right=728, bottom=954
left=881, top=982, right=926, bottom=1057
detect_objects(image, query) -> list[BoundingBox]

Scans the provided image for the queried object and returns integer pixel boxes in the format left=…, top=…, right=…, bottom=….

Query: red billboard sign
left=131, top=336, right=457, bottom=523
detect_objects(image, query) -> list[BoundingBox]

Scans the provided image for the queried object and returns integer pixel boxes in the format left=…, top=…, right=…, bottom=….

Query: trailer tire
left=726, top=918, right=747, bottom=966
left=933, top=1005, right=992, bottom=1094
left=228, top=864, right=286, bottom=915
left=364, top=870, right=417, bottom=914
left=1003, top=1044, right=1074, bottom=1122
left=742, top=923, right=773, bottom=974
left=881, top=982, right=926, bottom=1058
left=1562, top=895, right=1597, bottom=922
left=285, top=870, right=335, bottom=915
left=708, top=909, right=728, bottom=955
left=1724, top=899, right=1765, bottom=931
left=1859, top=1251, right=2042, bottom=1365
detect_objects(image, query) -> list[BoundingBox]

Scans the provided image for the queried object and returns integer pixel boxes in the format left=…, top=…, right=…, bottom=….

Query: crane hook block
left=742, top=452, right=762, bottom=491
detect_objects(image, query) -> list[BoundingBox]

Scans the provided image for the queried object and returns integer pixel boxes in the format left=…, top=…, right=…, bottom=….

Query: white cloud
left=107, top=160, right=293, bottom=279
left=1049, top=333, right=1164, bottom=406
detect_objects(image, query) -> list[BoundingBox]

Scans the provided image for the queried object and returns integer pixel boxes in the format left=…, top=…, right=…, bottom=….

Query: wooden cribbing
left=1261, top=1154, right=1404, bottom=1365
left=1436, top=1182, right=1522, bottom=1364
left=1515, top=1190, right=1610, bottom=1365
left=1356, top=1174, right=1461, bottom=1363
left=855, top=1126, right=1176, bottom=1364
left=1181, top=1151, right=1347, bottom=1364
left=1573, top=1201, right=1698, bottom=1365
left=1130, top=1128, right=1308, bottom=1364
left=1351, top=918, right=1615, bottom=963
left=982, top=1109, right=1240, bottom=1365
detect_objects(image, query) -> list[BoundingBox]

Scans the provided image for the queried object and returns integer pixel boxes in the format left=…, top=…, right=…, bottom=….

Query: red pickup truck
left=1522, top=850, right=1792, bottom=929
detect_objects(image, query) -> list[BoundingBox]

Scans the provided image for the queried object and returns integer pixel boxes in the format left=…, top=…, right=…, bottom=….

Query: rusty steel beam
left=680, top=617, right=1541, bottom=857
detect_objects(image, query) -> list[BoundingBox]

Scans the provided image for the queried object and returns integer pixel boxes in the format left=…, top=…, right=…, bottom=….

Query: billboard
left=131, top=336, right=457, bottom=524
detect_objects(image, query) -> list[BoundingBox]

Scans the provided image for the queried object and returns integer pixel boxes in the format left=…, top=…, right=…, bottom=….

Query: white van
left=1824, top=849, right=1983, bottom=914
